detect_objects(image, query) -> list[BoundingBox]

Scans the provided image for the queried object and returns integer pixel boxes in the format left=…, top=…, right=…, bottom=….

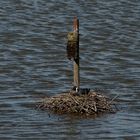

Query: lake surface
left=0, top=0, right=140, bottom=139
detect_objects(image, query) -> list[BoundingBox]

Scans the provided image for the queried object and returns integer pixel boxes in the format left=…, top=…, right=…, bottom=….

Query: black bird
left=71, top=86, right=90, bottom=95
left=78, top=88, right=90, bottom=95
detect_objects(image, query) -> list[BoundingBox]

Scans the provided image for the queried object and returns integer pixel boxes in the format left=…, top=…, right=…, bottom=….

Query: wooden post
left=67, top=17, right=80, bottom=90
left=73, top=17, right=80, bottom=90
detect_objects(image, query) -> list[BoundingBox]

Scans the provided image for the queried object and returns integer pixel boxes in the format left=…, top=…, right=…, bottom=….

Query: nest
left=37, top=90, right=117, bottom=116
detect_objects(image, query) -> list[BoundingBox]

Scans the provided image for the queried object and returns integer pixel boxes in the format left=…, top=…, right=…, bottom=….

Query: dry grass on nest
left=37, top=91, right=117, bottom=116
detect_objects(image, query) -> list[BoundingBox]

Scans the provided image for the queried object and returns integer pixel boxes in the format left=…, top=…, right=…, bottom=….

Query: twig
left=109, top=94, right=119, bottom=104
left=69, top=94, right=79, bottom=105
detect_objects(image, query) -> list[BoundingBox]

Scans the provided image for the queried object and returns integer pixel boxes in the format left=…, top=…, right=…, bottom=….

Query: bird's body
left=79, top=88, right=90, bottom=95
left=71, top=86, right=90, bottom=95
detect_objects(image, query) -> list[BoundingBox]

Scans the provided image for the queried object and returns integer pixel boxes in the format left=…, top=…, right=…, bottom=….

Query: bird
left=70, top=86, right=77, bottom=95
left=71, top=86, right=90, bottom=95
left=78, top=88, right=90, bottom=95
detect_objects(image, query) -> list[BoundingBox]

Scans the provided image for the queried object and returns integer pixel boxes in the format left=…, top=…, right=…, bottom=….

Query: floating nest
left=37, top=90, right=117, bottom=116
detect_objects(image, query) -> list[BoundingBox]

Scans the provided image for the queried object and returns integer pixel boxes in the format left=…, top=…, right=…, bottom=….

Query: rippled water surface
left=0, top=0, right=140, bottom=139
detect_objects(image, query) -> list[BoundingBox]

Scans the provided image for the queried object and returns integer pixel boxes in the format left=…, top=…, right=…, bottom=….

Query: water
left=0, top=0, right=140, bottom=139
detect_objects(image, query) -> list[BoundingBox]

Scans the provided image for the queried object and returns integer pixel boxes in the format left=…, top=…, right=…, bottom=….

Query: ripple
left=0, top=0, right=140, bottom=139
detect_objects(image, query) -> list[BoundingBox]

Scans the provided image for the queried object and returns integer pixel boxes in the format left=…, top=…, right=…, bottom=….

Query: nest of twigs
left=38, top=90, right=117, bottom=116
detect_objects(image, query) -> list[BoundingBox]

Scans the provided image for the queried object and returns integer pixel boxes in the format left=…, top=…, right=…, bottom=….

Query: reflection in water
left=0, top=0, right=140, bottom=139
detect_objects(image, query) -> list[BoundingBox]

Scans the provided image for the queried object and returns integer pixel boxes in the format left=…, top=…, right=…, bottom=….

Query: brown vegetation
left=37, top=91, right=117, bottom=116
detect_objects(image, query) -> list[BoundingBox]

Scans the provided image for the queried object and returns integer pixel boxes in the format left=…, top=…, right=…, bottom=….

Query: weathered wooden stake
left=73, top=17, right=80, bottom=89
left=67, top=17, right=80, bottom=90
